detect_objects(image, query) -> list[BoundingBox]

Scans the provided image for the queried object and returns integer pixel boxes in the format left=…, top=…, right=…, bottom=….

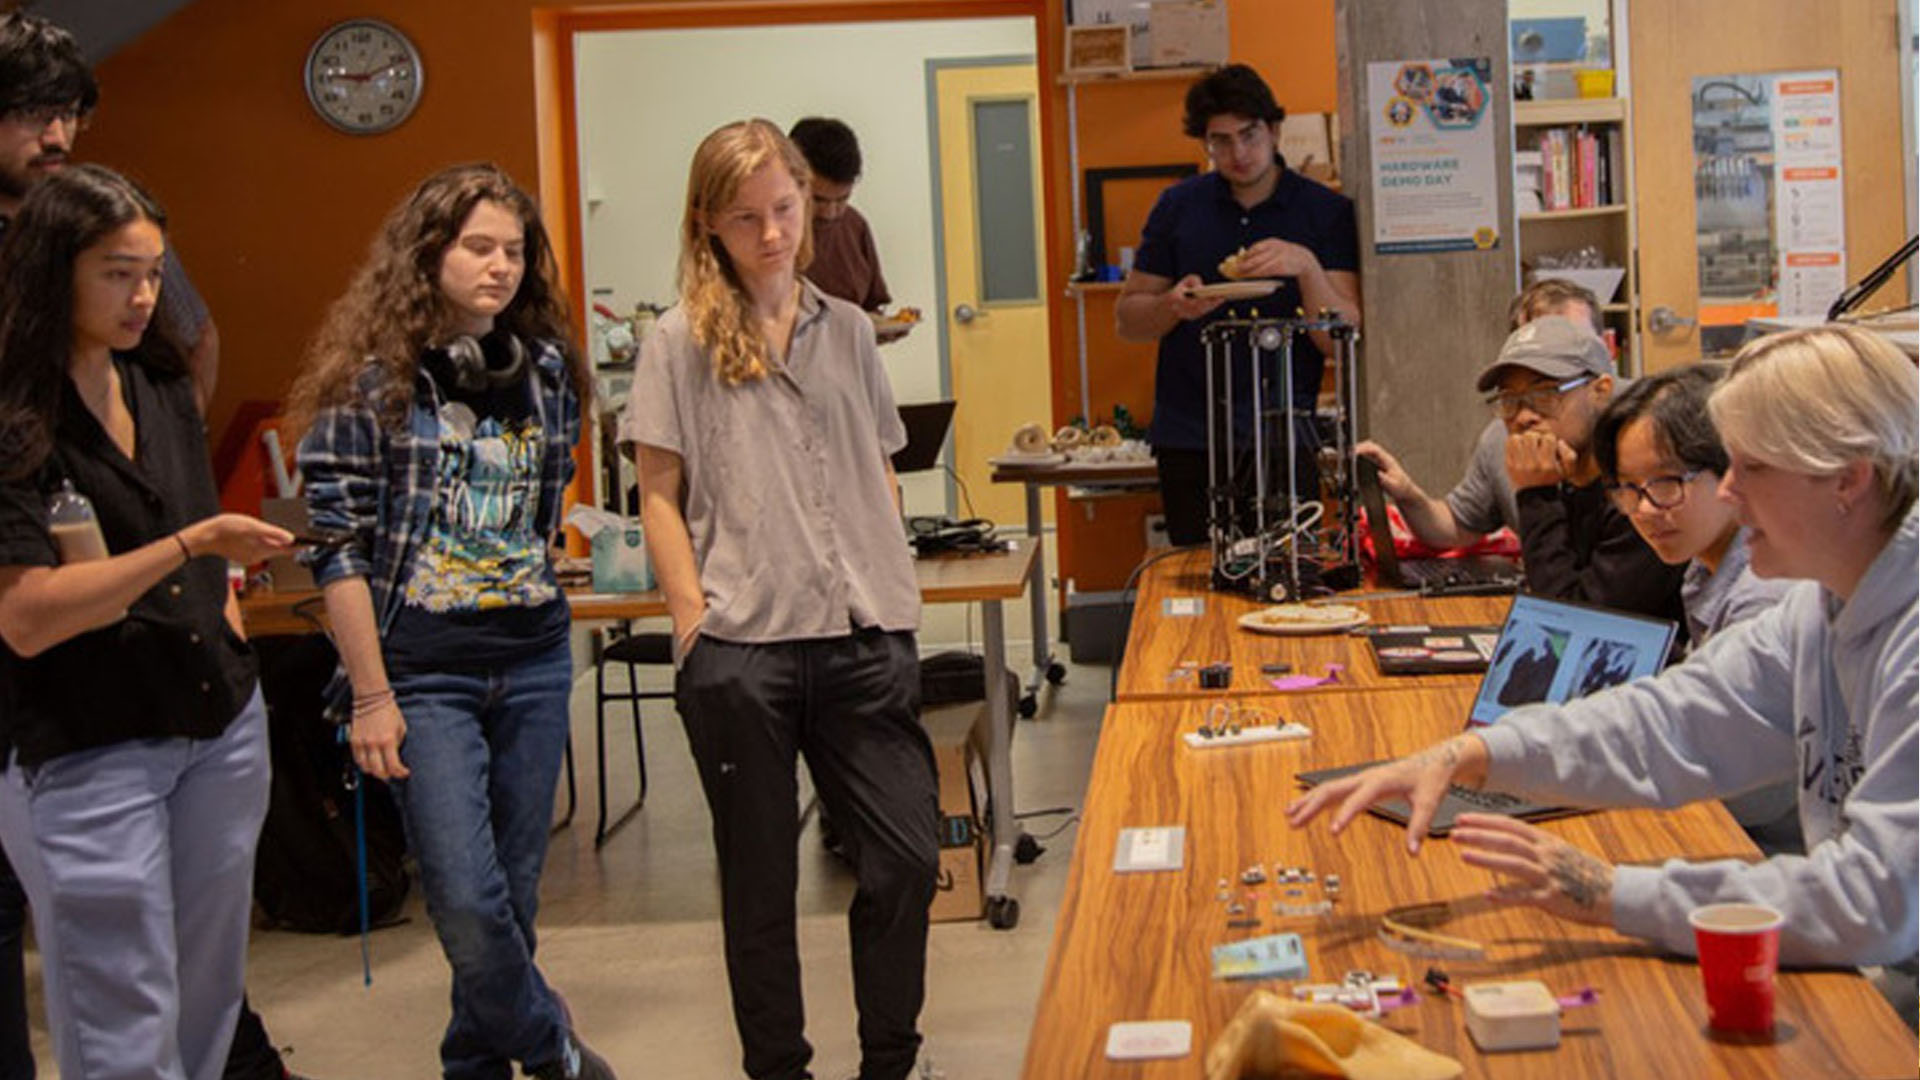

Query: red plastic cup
left=1689, top=902, right=1785, bottom=1033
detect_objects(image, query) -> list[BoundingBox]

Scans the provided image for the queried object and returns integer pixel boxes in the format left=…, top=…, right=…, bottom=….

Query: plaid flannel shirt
left=297, top=339, right=580, bottom=649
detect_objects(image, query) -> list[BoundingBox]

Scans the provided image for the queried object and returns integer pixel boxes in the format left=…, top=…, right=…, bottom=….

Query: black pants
left=0, top=849, right=26, bottom=1080
left=1156, top=430, right=1322, bottom=548
left=676, top=630, right=939, bottom=1080
left=0, top=843, right=284, bottom=1080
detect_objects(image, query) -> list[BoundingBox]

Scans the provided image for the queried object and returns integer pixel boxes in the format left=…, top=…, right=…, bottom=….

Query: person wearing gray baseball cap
left=1358, top=298, right=1685, bottom=623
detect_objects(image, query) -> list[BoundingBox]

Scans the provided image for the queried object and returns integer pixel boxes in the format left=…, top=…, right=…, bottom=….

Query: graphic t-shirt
left=384, top=370, right=567, bottom=672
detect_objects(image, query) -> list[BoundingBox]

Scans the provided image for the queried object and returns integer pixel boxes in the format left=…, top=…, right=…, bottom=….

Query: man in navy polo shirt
left=1117, top=64, right=1360, bottom=546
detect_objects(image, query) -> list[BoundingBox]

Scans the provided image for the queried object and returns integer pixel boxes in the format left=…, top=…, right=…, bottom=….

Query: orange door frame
left=532, top=1, right=1060, bottom=546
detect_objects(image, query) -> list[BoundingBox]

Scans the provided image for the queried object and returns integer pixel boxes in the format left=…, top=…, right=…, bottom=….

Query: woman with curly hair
left=0, top=164, right=291, bottom=1078
left=290, top=163, right=612, bottom=1079
left=620, top=119, right=937, bottom=1080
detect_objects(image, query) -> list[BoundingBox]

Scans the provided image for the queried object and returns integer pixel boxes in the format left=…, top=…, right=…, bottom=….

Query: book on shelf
left=1522, top=125, right=1620, bottom=212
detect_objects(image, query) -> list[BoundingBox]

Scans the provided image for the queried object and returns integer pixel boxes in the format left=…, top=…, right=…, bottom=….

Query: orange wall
left=1044, top=0, right=1339, bottom=591
left=79, top=0, right=1333, bottom=589
left=81, top=1, right=579, bottom=448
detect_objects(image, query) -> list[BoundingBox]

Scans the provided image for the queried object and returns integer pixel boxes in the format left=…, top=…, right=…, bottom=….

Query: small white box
left=1464, top=980, right=1561, bottom=1051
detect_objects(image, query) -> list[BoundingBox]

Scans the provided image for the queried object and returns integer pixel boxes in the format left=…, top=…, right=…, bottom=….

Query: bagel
left=1089, top=424, right=1122, bottom=447
left=1011, top=422, right=1048, bottom=454
left=1218, top=247, right=1249, bottom=280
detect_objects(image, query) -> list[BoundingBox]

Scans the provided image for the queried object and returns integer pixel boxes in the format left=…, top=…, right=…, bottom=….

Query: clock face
left=305, top=19, right=423, bottom=135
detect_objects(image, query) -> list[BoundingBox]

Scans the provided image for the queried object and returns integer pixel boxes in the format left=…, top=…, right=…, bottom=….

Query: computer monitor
left=891, top=401, right=957, bottom=474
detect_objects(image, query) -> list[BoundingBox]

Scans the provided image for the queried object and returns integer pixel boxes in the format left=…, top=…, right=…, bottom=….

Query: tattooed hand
left=1285, top=733, right=1491, bottom=855
left=1451, top=812, right=1615, bottom=926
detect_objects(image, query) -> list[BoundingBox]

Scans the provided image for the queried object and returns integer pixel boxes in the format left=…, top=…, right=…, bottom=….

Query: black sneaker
left=529, top=1032, right=616, bottom=1080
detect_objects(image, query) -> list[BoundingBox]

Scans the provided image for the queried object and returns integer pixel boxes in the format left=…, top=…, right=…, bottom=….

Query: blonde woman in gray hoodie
left=1289, top=324, right=1917, bottom=1019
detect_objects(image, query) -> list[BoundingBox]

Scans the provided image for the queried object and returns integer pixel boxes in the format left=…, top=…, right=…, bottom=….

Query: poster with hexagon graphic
left=1367, top=57, right=1499, bottom=253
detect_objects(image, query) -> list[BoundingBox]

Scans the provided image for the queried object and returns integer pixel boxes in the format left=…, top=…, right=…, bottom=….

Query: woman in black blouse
left=0, top=165, right=289, bottom=1079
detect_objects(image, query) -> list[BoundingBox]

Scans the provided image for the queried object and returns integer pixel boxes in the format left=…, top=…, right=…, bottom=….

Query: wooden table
left=1022, top=688, right=1916, bottom=1078
left=1115, top=547, right=1513, bottom=700
left=990, top=459, right=1159, bottom=715
left=240, top=543, right=1043, bottom=929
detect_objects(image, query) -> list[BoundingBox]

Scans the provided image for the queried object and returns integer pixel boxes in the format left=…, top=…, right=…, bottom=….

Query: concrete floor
left=21, top=576, right=1111, bottom=1079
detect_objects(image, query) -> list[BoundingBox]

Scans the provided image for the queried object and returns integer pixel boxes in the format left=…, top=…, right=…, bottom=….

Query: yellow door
left=934, top=61, right=1053, bottom=527
left=1630, top=0, right=1907, bottom=370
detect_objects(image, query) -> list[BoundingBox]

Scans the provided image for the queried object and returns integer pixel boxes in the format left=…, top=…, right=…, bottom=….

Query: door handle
left=953, top=303, right=985, bottom=325
left=1647, top=306, right=1698, bottom=336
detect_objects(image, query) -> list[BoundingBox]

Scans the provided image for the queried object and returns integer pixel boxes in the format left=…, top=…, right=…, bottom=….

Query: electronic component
left=1464, top=981, right=1562, bottom=1051
left=1179, top=722, right=1310, bottom=750
left=1198, top=662, right=1233, bottom=689
left=1211, top=933, right=1308, bottom=981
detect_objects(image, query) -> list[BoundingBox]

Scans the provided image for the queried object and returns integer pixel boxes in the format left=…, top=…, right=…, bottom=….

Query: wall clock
left=304, top=19, right=424, bottom=135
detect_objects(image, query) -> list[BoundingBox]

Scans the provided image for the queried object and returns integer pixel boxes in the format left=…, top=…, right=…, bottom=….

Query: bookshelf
left=1514, top=96, right=1641, bottom=374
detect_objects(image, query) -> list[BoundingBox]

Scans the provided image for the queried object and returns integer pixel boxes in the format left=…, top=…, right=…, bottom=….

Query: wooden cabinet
left=1513, top=96, right=1641, bottom=373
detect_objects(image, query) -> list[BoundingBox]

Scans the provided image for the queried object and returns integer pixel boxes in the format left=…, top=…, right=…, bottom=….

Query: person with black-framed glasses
left=1115, top=63, right=1361, bottom=546
left=1468, top=315, right=1686, bottom=623
left=1593, top=363, right=1800, bottom=851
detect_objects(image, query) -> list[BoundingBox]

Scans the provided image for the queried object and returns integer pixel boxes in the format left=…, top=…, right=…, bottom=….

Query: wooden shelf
left=1520, top=204, right=1628, bottom=223
left=1513, top=96, right=1627, bottom=125
left=1066, top=280, right=1125, bottom=294
left=1058, top=64, right=1213, bottom=86
left=1601, top=302, right=1631, bottom=314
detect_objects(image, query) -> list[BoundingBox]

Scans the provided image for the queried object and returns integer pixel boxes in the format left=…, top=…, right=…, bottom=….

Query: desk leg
left=1018, top=482, right=1064, bottom=719
left=981, top=598, right=1020, bottom=930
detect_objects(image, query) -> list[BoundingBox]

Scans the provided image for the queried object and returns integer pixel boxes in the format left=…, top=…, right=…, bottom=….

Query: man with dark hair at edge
left=788, top=117, right=912, bottom=344
left=0, top=12, right=305, bottom=1080
left=1116, top=63, right=1361, bottom=546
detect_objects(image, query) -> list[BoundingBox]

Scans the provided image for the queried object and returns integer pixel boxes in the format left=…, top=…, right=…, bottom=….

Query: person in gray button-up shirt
left=621, top=119, right=937, bottom=1080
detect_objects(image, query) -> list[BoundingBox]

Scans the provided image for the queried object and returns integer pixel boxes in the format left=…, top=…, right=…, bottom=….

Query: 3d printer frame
left=1202, top=312, right=1361, bottom=602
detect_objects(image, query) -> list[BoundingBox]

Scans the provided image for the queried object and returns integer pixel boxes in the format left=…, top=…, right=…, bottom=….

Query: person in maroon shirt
left=788, top=117, right=912, bottom=344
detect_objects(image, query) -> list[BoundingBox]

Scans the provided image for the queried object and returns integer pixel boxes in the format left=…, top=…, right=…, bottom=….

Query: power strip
left=1182, top=723, right=1311, bottom=749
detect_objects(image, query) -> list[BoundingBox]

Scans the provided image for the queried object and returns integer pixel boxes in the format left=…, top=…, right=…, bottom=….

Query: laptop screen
left=1353, top=456, right=1403, bottom=583
left=890, top=401, right=957, bottom=474
left=1467, top=593, right=1677, bottom=726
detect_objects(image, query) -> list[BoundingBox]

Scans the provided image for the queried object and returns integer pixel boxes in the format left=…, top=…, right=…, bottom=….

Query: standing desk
left=990, top=459, right=1158, bottom=716
left=1022, top=689, right=1917, bottom=1078
left=1115, top=547, right=1513, bottom=700
left=238, top=541, right=1041, bottom=930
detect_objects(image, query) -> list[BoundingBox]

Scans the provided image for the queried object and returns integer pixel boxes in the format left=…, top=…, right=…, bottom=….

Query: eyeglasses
left=5, top=103, right=86, bottom=132
left=1202, top=122, right=1268, bottom=158
left=1484, top=374, right=1594, bottom=419
left=1605, top=470, right=1704, bottom=513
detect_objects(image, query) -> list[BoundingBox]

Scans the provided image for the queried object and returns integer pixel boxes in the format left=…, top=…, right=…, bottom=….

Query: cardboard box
left=930, top=836, right=984, bottom=923
left=922, top=703, right=987, bottom=922
left=1147, top=0, right=1227, bottom=69
left=922, top=702, right=985, bottom=819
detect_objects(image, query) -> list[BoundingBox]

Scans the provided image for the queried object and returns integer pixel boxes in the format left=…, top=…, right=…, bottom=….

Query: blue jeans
left=390, top=639, right=573, bottom=1080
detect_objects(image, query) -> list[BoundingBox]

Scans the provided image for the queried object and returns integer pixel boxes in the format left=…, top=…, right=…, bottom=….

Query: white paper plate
left=1237, top=603, right=1370, bottom=636
left=989, top=452, right=1067, bottom=468
left=1185, top=279, right=1283, bottom=301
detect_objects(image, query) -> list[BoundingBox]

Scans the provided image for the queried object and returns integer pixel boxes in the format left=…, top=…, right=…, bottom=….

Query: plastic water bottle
left=47, top=479, right=108, bottom=564
left=49, top=479, right=125, bottom=620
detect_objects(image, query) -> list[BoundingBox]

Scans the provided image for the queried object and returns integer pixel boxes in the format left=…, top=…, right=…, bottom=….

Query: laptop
left=1357, top=456, right=1522, bottom=596
left=1298, top=593, right=1679, bottom=834
left=891, top=401, right=958, bottom=474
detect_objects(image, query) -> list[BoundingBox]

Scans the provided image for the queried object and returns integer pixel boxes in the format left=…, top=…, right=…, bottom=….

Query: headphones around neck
left=428, top=329, right=529, bottom=394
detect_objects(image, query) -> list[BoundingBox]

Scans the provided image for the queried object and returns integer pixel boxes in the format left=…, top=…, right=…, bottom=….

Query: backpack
left=251, top=634, right=410, bottom=934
